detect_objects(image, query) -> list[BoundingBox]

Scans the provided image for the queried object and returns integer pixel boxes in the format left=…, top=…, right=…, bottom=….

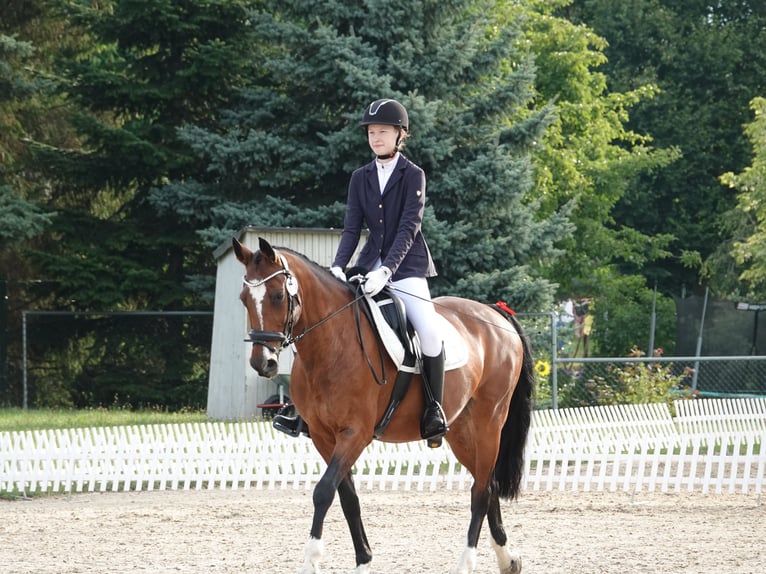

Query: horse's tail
left=493, top=314, right=534, bottom=500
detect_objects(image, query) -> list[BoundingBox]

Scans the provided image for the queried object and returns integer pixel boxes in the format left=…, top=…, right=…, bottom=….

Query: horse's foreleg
left=302, top=450, right=371, bottom=574
left=300, top=457, right=344, bottom=574
left=487, top=490, right=522, bottom=574
left=338, top=471, right=373, bottom=568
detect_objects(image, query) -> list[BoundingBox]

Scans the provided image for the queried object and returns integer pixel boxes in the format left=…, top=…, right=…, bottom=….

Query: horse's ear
left=232, top=237, right=251, bottom=265
left=258, top=237, right=277, bottom=263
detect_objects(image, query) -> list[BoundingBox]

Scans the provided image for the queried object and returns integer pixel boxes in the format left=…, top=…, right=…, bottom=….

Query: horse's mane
left=275, top=246, right=355, bottom=293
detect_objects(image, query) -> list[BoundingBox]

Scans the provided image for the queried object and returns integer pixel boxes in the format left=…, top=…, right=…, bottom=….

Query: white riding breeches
left=389, top=276, right=444, bottom=358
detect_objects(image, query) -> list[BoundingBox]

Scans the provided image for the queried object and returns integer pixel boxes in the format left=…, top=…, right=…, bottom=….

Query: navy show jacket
left=332, top=154, right=437, bottom=280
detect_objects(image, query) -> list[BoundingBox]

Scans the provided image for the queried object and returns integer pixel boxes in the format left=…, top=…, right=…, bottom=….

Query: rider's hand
left=363, top=266, right=392, bottom=296
left=330, top=266, right=347, bottom=282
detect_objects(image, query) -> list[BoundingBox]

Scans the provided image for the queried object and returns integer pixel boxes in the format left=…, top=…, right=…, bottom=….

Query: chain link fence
left=515, top=312, right=766, bottom=410
left=11, top=311, right=213, bottom=410
left=7, top=310, right=766, bottom=411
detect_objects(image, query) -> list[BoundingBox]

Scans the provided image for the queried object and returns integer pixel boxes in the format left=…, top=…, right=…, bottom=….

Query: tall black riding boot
left=273, top=414, right=310, bottom=438
left=421, top=345, right=448, bottom=448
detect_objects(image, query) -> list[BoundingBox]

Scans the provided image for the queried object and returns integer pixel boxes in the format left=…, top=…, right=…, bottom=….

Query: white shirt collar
left=376, top=152, right=399, bottom=170
left=376, top=153, right=399, bottom=193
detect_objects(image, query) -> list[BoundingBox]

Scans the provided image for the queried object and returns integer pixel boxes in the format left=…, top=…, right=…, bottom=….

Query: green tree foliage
left=505, top=1, right=678, bottom=354
left=0, top=186, right=52, bottom=249
left=0, top=29, right=54, bottom=249
left=31, top=0, right=260, bottom=309
left=5, top=0, right=260, bottom=408
left=0, top=8, right=60, bottom=251
left=566, top=1, right=766, bottom=297
left=719, top=98, right=766, bottom=295
left=154, top=0, right=573, bottom=310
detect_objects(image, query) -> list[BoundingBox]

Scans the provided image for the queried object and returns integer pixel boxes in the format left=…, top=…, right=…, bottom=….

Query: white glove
left=363, top=266, right=392, bottom=296
left=330, top=266, right=347, bottom=282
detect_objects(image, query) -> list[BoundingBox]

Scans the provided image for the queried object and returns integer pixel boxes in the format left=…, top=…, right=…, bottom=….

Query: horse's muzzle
left=249, top=354, right=279, bottom=378
left=245, top=330, right=285, bottom=377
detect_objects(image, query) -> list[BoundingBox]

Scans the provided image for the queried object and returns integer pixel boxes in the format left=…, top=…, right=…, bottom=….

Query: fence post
left=0, top=278, right=7, bottom=397
left=22, top=310, right=28, bottom=410
left=691, top=286, right=709, bottom=392
left=550, top=311, right=558, bottom=409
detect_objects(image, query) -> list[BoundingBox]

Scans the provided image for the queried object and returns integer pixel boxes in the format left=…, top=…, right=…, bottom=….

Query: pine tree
left=31, top=0, right=260, bottom=308
left=10, top=0, right=261, bottom=408
left=156, top=0, right=572, bottom=309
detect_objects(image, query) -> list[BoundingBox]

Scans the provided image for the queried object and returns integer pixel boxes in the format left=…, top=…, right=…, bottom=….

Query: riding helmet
left=360, top=99, right=408, bottom=131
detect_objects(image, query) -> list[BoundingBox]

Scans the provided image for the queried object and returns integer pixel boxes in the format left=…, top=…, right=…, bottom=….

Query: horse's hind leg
left=451, top=482, right=490, bottom=574
left=487, top=489, right=522, bottom=574
left=452, top=484, right=522, bottom=574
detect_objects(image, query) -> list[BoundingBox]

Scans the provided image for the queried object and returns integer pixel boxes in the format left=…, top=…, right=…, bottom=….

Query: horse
left=233, top=237, right=534, bottom=574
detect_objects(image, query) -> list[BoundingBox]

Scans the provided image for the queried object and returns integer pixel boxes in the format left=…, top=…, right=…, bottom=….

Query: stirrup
left=273, top=415, right=308, bottom=438
left=420, top=402, right=448, bottom=448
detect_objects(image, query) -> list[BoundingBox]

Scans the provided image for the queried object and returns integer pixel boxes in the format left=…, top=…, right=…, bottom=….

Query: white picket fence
left=1, top=399, right=764, bottom=496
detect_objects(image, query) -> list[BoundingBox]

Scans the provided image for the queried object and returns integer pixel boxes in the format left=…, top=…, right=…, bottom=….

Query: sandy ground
left=1, top=487, right=764, bottom=574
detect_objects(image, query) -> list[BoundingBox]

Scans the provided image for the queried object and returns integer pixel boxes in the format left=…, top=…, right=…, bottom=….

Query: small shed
left=207, top=226, right=363, bottom=420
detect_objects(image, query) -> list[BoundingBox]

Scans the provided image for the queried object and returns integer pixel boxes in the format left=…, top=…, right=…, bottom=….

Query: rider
left=273, top=98, right=449, bottom=447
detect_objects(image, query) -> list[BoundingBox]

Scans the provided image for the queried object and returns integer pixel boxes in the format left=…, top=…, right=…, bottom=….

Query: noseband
left=242, top=265, right=300, bottom=353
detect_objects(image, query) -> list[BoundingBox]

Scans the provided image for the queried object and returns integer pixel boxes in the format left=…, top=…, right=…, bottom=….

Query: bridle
left=242, top=264, right=301, bottom=354
left=241, top=259, right=366, bottom=355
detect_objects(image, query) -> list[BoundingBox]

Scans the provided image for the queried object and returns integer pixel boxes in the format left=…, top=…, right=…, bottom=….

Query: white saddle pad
left=366, top=295, right=468, bottom=373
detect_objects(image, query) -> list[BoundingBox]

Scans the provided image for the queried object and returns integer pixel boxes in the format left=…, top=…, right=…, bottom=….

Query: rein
left=243, top=270, right=367, bottom=348
left=243, top=265, right=387, bottom=385
left=290, top=292, right=366, bottom=345
left=385, top=284, right=522, bottom=334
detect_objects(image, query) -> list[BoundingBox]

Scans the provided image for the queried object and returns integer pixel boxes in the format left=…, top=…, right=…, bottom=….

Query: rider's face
left=367, top=124, right=399, bottom=157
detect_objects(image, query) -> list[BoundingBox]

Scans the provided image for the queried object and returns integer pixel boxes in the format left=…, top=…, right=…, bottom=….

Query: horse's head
left=233, top=236, right=302, bottom=378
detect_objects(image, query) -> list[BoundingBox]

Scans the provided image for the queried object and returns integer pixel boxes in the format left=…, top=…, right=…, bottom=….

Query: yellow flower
left=534, top=360, right=551, bottom=377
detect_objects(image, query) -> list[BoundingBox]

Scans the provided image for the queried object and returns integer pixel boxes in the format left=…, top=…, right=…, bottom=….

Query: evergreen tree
left=0, top=33, right=53, bottom=249
left=154, top=0, right=572, bottom=310
left=30, top=0, right=260, bottom=308
left=8, top=0, right=260, bottom=408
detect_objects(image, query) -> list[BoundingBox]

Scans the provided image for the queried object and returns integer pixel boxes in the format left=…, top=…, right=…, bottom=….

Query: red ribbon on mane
left=495, top=301, right=516, bottom=315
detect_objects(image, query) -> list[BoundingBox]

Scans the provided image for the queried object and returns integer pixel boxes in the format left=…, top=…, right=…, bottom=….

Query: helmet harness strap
left=376, top=127, right=404, bottom=160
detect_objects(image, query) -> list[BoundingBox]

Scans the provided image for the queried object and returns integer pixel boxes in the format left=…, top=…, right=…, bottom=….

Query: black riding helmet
left=360, top=99, right=408, bottom=131
left=361, top=99, right=408, bottom=158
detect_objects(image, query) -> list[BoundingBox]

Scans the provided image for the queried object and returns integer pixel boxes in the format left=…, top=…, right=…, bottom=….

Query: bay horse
left=233, top=237, right=534, bottom=574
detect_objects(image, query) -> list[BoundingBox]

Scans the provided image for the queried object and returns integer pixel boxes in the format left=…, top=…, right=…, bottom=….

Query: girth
left=356, top=287, right=419, bottom=439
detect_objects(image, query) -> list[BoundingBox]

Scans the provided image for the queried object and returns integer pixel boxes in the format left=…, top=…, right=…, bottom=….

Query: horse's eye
left=272, top=290, right=285, bottom=303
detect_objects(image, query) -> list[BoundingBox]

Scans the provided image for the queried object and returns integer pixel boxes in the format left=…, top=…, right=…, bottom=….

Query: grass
left=0, top=407, right=210, bottom=433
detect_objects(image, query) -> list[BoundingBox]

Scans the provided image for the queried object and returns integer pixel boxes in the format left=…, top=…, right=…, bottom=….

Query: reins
left=289, top=281, right=387, bottom=386
left=243, top=260, right=515, bottom=388
left=289, top=291, right=365, bottom=346
left=243, top=266, right=388, bottom=386
left=384, top=284, right=522, bottom=334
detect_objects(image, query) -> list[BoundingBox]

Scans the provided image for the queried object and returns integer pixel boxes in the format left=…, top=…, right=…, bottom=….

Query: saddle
left=371, top=289, right=416, bottom=358
left=353, top=284, right=467, bottom=438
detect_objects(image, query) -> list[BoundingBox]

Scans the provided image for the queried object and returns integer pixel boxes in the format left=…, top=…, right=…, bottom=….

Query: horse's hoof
left=504, top=555, right=522, bottom=574
left=300, top=537, right=324, bottom=574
